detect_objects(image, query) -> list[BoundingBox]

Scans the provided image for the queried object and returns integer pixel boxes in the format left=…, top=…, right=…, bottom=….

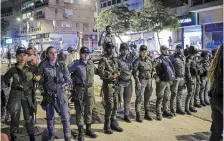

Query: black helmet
left=139, top=45, right=147, bottom=51
left=188, top=46, right=197, bottom=54
left=176, top=44, right=182, bottom=49
left=16, top=47, right=28, bottom=56
left=120, top=43, right=128, bottom=51
left=67, top=47, right=74, bottom=52
left=105, top=42, right=115, bottom=49
left=80, top=47, right=90, bottom=54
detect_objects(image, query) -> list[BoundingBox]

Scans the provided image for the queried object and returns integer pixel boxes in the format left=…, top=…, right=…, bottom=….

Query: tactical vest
left=138, top=57, right=153, bottom=80
left=159, top=56, right=175, bottom=81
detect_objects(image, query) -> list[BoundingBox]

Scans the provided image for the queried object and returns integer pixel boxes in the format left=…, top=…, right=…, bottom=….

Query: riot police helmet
left=139, top=45, right=147, bottom=51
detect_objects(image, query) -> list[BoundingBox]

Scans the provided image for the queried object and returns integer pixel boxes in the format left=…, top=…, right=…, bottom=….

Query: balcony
left=35, top=1, right=49, bottom=9
left=1, top=12, right=13, bottom=17
left=35, top=14, right=45, bottom=20
left=189, top=0, right=223, bottom=12
left=20, top=27, right=41, bottom=34
left=21, top=6, right=34, bottom=13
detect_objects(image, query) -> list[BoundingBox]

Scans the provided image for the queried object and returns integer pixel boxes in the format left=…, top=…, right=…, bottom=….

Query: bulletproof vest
left=159, top=56, right=175, bottom=81
left=138, top=57, right=153, bottom=80
left=103, top=56, right=118, bottom=81
left=118, top=55, right=132, bottom=82
left=172, top=55, right=185, bottom=77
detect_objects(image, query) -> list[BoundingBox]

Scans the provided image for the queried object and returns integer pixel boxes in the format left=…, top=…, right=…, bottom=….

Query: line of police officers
left=2, top=41, right=212, bottom=141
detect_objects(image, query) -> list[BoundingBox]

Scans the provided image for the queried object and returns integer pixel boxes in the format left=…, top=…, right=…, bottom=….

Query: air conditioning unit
left=63, top=13, right=68, bottom=18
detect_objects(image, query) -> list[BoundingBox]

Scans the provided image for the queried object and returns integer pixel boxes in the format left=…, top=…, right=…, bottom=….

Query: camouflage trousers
left=185, top=77, right=196, bottom=110
left=74, top=86, right=94, bottom=126
left=156, top=81, right=171, bottom=116
left=170, top=77, right=185, bottom=113
left=135, top=79, right=153, bottom=113
left=102, top=82, right=118, bottom=121
left=199, top=76, right=210, bottom=104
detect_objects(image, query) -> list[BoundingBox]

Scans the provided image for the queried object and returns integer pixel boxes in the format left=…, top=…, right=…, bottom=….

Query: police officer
left=130, top=44, right=138, bottom=61
left=133, top=45, right=155, bottom=122
left=117, top=43, right=133, bottom=123
left=69, top=47, right=98, bottom=140
left=154, top=45, right=175, bottom=121
left=199, top=51, right=211, bottom=106
left=185, top=46, right=198, bottom=115
left=169, top=44, right=186, bottom=115
left=38, top=46, right=72, bottom=141
left=3, top=47, right=40, bottom=141
left=98, top=42, right=123, bottom=134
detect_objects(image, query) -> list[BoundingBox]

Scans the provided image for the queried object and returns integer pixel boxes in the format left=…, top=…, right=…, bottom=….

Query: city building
left=1, top=0, right=97, bottom=51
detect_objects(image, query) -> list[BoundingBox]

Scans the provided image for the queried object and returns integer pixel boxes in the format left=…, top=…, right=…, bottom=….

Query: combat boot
left=176, top=108, right=185, bottom=115
left=194, top=103, right=202, bottom=108
left=10, top=135, right=17, bottom=141
left=204, top=100, right=210, bottom=105
left=189, top=107, right=197, bottom=113
left=136, top=112, right=143, bottom=123
left=47, top=134, right=55, bottom=141
left=162, top=111, right=173, bottom=118
left=170, top=109, right=176, bottom=116
left=200, top=101, right=206, bottom=107
left=86, top=124, right=97, bottom=138
left=185, top=109, right=192, bottom=115
left=78, top=126, right=84, bottom=141
left=29, top=134, right=35, bottom=141
left=144, top=111, right=153, bottom=121
left=111, top=119, right=123, bottom=132
left=156, top=114, right=162, bottom=121
left=124, top=115, right=132, bottom=123
left=104, top=120, right=113, bottom=134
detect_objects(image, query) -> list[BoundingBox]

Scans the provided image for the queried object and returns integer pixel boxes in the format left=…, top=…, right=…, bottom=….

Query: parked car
left=91, top=50, right=103, bottom=64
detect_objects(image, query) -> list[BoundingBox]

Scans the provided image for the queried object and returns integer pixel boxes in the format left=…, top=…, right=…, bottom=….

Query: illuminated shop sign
left=178, top=12, right=198, bottom=27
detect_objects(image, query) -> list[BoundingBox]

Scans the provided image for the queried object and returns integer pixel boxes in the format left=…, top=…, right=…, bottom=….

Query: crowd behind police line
left=1, top=27, right=222, bottom=141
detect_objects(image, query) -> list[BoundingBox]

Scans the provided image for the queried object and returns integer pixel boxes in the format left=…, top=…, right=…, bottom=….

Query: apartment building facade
left=1, top=0, right=97, bottom=50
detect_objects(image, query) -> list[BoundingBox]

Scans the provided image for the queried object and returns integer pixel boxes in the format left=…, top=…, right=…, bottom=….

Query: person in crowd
left=7, top=48, right=12, bottom=69
left=133, top=45, right=156, bottom=122
left=184, top=44, right=189, bottom=57
left=27, top=47, right=39, bottom=66
left=38, top=46, right=72, bottom=141
left=154, top=45, right=175, bottom=121
left=69, top=47, right=98, bottom=141
left=3, top=47, right=40, bottom=141
left=199, top=50, right=211, bottom=106
left=66, top=47, right=76, bottom=68
left=98, top=25, right=118, bottom=57
left=208, top=44, right=223, bottom=141
left=185, top=46, right=198, bottom=115
left=169, top=44, right=186, bottom=115
left=117, top=43, right=133, bottom=123
left=97, top=42, right=123, bottom=134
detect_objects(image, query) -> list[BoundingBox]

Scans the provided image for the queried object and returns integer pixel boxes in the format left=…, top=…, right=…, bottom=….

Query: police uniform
left=199, top=51, right=211, bottom=106
left=69, top=47, right=98, bottom=140
left=97, top=42, right=123, bottom=134
left=154, top=45, right=175, bottom=121
left=4, top=47, right=37, bottom=141
left=185, top=46, right=198, bottom=115
left=38, top=58, right=71, bottom=141
left=117, top=43, right=133, bottom=122
left=133, top=45, right=154, bottom=122
left=169, top=45, right=186, bottom=115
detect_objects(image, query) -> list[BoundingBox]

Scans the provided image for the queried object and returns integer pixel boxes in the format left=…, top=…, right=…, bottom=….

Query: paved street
left=1, top=62, right=212, bottom=141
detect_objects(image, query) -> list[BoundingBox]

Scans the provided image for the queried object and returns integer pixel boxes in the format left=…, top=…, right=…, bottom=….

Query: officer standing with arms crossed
left=169, top=44, right=186, bottom=115
left=154, top=45, right=175, bottom=121
left=185, top=46, right=198, bottom=115
left=98, top=42, right=123, bottom=134
left=117, top=43, right=133, bottom=123
left=69, top=47, right=98, bottom=141
left=133, top=45, right=156, bottom=122
left=38, top=46, right=72, bottom=141
left=3, top=47, right=40, bottom=141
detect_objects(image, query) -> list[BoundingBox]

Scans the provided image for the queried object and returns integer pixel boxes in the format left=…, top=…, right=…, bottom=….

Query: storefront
left=178, top=12, right=202, bottom=49
left=198, top=8, right=223, bottom=50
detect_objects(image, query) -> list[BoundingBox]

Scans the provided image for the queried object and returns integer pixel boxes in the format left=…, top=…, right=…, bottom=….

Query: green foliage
left=133, top=0, right=179, bottom=33
left=96, top=5, right=135, bottom=34
left=1, top=18, right=10, bottom=37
